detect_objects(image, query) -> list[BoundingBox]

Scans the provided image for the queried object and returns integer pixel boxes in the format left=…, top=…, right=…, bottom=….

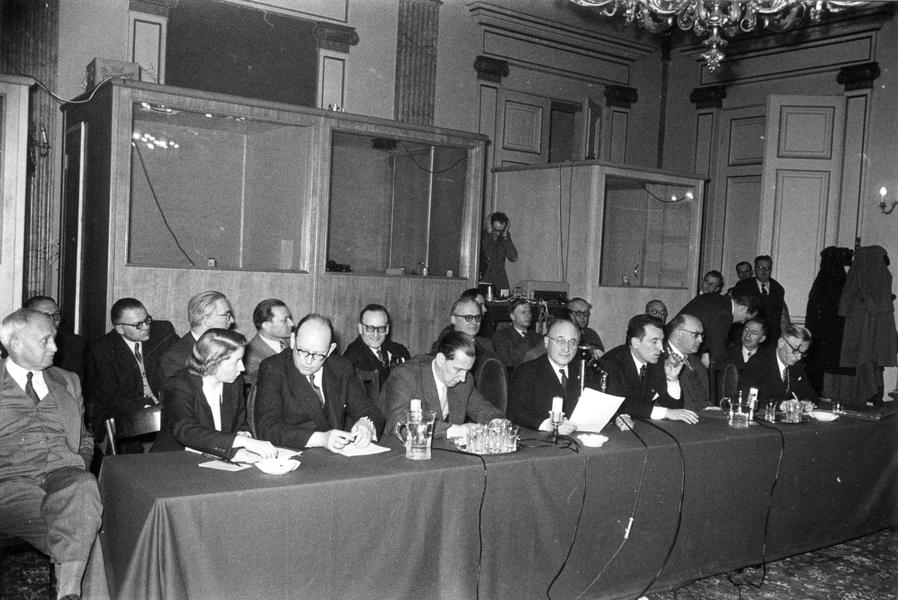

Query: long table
left=98, top=413, right=898, bottom=600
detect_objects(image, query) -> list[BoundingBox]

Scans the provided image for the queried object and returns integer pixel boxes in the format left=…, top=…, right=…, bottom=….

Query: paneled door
left=494, top=89, right=550, bottom=166
left=760, top=95, right=845, bottom=323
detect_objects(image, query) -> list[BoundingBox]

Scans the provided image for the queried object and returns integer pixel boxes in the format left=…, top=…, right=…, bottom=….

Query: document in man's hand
left=335, top=442, right=391, bottom=457
left=569, top=387, right=625, bottom=432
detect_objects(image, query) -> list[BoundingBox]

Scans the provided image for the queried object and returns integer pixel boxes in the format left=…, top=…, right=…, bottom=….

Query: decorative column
left=473, top=56, right=508, bottom=211
left=601, top=84, right=638, bottom=163
left=128, top=0, right=178, bottom=84
left=1, top=0, right=59, bottom=301
left=835, top=62, right=880, bottom=248
left=314, top=22, right=359, bottom=110
left=394, top=0, right=442, bottom=125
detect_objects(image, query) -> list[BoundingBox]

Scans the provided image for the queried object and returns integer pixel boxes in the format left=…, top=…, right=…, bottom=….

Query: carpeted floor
left=1, top=528, right=895, bottom=599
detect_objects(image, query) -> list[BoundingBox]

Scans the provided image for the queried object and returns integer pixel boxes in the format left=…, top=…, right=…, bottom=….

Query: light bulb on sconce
left=879, top=186, right=897, bottom=215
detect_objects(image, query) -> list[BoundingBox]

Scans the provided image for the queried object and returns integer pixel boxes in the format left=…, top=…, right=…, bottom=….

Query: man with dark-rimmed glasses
left=343, top=303, right=410, bottom=389
left=85, top=297, right=177, bottom=445
left=255, top=313, right=384, bottom=452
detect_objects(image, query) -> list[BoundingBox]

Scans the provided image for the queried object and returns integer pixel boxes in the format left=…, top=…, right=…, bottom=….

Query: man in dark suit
left=732, top=255, right=789, bottom=345
left=492, top=298, right=542, bottom=368
left=740, top=324, right=818, bottom=403
left=342, top=303, right=410, bottom=386
left=161, top=290, right=234, bottom=379
left=0, top=309, right=108, bottom=600
left=727, top=317, right=767, bottom=374
left=665, top=314, right=711, bottom=411
left=24, top=295, right=85, bottom=382
left=567, top=297, right=604, bottom=353
left=507, top=319, right=598, bottom=432
left=382, top=331, right=504, bottom=438
left=243, top=298, right=293, bottom=387
left=597, top=314, right=699, bottom=423
left=255, top=313, right=384, bottom=452
left=84, top=297, right=177, bottom=440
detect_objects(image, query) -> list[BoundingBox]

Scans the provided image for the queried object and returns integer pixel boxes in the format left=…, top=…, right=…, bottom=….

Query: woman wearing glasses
left=153, top=328, right=277, bottom=462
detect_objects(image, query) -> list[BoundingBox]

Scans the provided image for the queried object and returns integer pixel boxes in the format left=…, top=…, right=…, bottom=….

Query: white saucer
left=578, top=433, right=609, bottom=447
left=809, top=410, right=839, bottom=422
left=255, top=458, right=301, bottom=475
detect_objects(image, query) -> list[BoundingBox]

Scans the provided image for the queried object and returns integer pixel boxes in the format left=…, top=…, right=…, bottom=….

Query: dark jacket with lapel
left=342, top=335, right=410, bottom=385
left=507, top=354, right=598, bottom=430
left=739, top=350, right=818, bottom=404
left=598, top=344, right=678, bottom=419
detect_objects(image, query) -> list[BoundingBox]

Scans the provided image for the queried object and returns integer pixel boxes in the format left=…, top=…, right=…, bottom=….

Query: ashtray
left=578, top=433, right=609, bottom=447
left=254, top=458, right=301, bottom=475
left=809, top=410, right=839, bottom=422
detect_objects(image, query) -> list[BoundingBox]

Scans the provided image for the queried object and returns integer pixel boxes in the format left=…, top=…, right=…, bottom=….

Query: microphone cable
left=725, top=418, right=786, bottom=593
left=573, top=417, right=651, bottom=599
left=629, top=418, right=687, bottom=600
left=545, top=435, right=588, bottom=600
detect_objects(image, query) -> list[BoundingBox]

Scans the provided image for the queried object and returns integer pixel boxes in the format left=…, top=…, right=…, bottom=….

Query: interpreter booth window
left=600, top=176, right=696, bottom=288
left=128, top=103, right=310, bottom=270
left=327, top=131, right=468, bottom=276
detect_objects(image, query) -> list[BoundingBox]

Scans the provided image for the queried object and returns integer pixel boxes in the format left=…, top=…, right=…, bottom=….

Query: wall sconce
left=879, top=187, right=897, bottom=215
left=28, top=125, right=51, bottom=173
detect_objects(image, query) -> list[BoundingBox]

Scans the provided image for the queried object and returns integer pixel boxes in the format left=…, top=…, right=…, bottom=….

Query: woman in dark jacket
left=153, top=328, right=276, bottom=462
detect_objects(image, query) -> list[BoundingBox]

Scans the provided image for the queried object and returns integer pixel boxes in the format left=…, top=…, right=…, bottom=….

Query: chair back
left=355, top=369, right=381, bottom=406
left=105, top=405, right=162, bottom=456
left=475, top=356, right=508, bottom=413
left=246, top=384, right=258, bottom=438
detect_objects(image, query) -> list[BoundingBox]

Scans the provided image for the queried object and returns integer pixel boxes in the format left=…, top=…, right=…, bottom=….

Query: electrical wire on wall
left=30, top=74, right=120, bottom=105
left=399, top=142, right=467, bottom=175
left=131, top=141, right=197, bottom=266
left=555, top=164, right=575, bottom=282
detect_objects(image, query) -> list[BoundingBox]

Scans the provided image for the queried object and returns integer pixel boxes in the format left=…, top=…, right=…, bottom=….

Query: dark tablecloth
left=98, top=413, right=898, bottom=600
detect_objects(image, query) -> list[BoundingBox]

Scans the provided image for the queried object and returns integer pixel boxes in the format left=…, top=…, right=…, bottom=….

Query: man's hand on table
left=665, top=409, right=699, bottom=424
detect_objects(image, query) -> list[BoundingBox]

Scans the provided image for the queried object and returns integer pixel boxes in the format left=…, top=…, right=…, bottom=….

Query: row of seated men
left=0, top=281, right=818, bottom=599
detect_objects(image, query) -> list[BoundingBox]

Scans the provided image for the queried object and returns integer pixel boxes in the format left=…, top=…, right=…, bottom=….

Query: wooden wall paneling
left=721, top=175, right=763, bottom=282
left=693, top=110, right=718, bottom=277
left=837, top=92, right=870, bottom=248
left=760, top=95, right=844, bottom=323
left=606, top=108, right=629, bottom=163
left=495, top=89, right=549, bottom=165
left=0, top=76, right=32, bottom=319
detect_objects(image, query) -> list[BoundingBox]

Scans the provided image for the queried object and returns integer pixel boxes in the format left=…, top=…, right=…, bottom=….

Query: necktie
left=279, top=339, right=289, bottom=351
left=25, top=372, right=41, bottom=405
left=135, top=343, right=158, bottom=404
left=376, top=347, right=387, bottom=366
left=559, top=369, right=568, bottom=389
left=762, top=283, right=769, bottom=296
left=639, top=364, right=646, bottom=381
left=308, top=374, right=325, bottom=407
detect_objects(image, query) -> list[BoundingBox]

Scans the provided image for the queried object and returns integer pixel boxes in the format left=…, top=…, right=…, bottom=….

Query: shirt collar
left=629, top=350, right=647, bottom=372
left=259, top=334, right=282, bottom=353
left=4, top=358, right=46, bottom=387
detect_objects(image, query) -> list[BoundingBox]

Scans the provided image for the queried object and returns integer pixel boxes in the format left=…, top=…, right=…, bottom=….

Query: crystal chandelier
left=568, top=1, right=871, bottom=72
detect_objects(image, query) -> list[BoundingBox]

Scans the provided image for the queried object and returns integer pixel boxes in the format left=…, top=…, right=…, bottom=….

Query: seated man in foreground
left=0, top=309, right=107, bottom=600
left=382, top=331, right=505, bottom=438
left=740, top=324, right=818, bottom=403
left=254, top=314, right=384, bottom=452
left=597, top=314, right=698, bottom=424
left=507, top=319, right=600, bottom=433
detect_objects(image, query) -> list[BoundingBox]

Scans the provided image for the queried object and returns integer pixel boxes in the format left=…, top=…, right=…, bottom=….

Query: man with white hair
left=0, top=309, right=108, bottom=600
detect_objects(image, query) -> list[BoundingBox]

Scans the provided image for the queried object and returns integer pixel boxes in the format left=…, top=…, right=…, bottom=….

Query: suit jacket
left=381, top=355, right=504, bottom=438
left=342, top=336, right=411, bottom=385
left=740, top=351, right=818, bottom=404
left=597, top=345, right=678, bottom=419
left=53, top=330, right=85, bottom=381
left=243, top=333, right=281, bottom=387
left=0, top=361, right=94, bottom=479
left=677, top=293, right=734, bottom=370
left=507, top=354, right=599, bottom=430
left=254, top=351, right=384, bottom=448
left=84, top=320, right=177, bottom=436
left=152, top=369, right=248, bottom=459
left=732, top=276, right=787, bottom=343
left=671, top=349, right=710, bottom=411
left=161, top=332, right=197, bottom=380
left=492, top=326, right=542, bottom=368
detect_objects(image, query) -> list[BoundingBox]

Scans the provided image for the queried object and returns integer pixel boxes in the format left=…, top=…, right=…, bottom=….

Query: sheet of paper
left=198, top=460, right=252, bottom=471
left=335, top=442, right=391, bottom=457
left=276, top=447, right=303, bottom=460
left=569, top=387, right=625, bottom=432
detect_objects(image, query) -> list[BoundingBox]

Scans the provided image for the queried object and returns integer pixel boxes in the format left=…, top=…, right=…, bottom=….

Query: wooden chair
left=246, top=384, right=258, bottom=438
left=104, top=405, right=162, bottom=456
left=476, top=356, right=508, bottom=413
left=355, top=369, right=381, bottom=408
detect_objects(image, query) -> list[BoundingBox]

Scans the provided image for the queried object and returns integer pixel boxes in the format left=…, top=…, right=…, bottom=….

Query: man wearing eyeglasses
left=161, top=290, right=234, bottom=379
left=567, top=297, right=604, bottom=354
left=699, top=270, right=724, bottom=295
left=598, top=314, right=699, bottom=424
left=85, top=297, right=177, bottom=445
left=665, top=314, right=711, bottom=411
left=243, top=299, right=294, bottom=388
left=255, top=314, right=384, bottom=452
left=740, top=324, right=817, bottom=403
left=24, top=295, right=85, bottom=382
left=507, top=319, right=599, bottom=432
left=731, top=255, right=790, bottom=345
left=343, top=304, right=410, bottom=387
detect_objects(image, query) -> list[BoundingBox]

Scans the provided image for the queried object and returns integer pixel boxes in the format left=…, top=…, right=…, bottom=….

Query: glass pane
left=128, top=103, right=310, bottom=270
left=600, top=176, right=696, bottom=288
left=327, top=131, right=467, bottom=276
